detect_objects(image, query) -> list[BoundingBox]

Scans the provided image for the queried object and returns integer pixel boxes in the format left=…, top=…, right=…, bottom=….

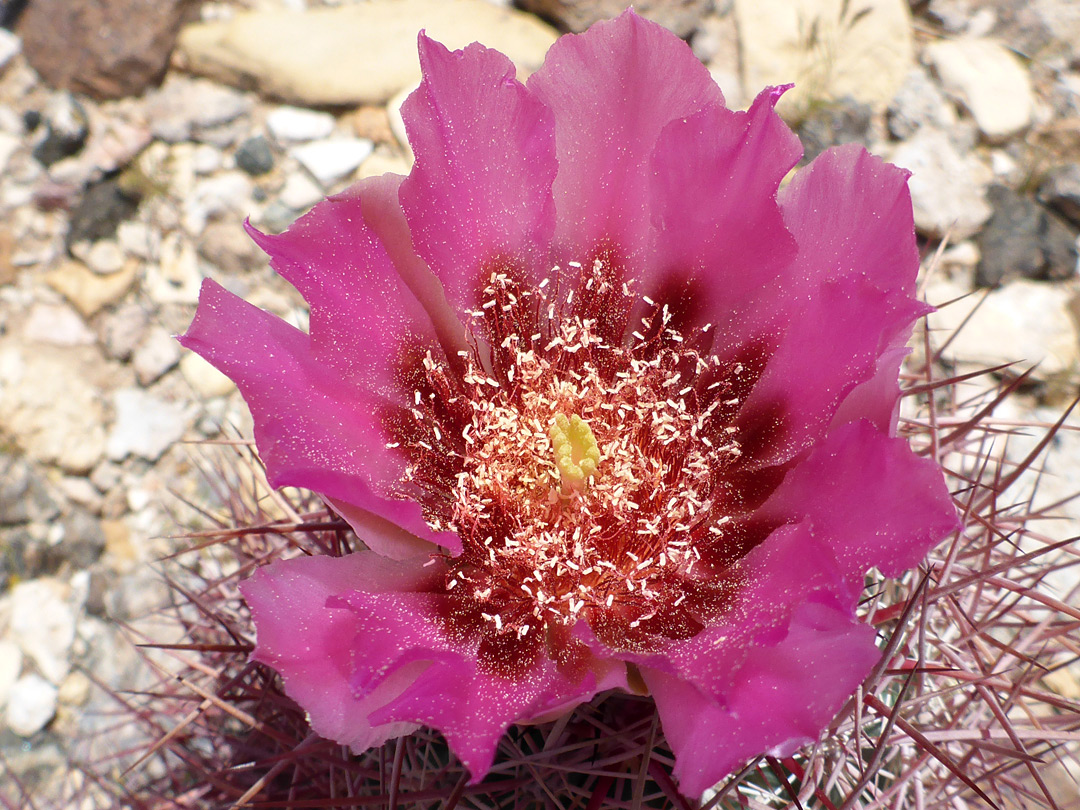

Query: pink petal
left=644, top=599, right=879, bottom=797
left=399, top=35, right=557, bottom=311
left=332, top=588, right=627, bottom=780
left=648, top=86, right=801, bottom=314
left=758, top=419, right=959, bottom=582
left=527, top=10, right=723, bottom=267
left=179, top=280, right=460, bottom=555
left=241, top=553, right=435, bottom=752
left=245, top=173, right=461, bottom=401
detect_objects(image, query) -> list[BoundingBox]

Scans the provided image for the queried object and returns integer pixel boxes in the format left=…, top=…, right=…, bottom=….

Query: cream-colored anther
left=549, top=413, right=600, bottom=491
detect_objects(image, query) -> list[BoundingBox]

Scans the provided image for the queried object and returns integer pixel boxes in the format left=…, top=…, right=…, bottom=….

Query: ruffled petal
left=527, top=10, right=723, bottom=267
left=757, top=419, right=958, bottom=582
left=332, top=588, right=628, bottom=780
left=179, top=280, right=461, bottom=555
left=644, top=599, right=879, bottom=798
left=648, top=86, right=801, bottom=316
left=399, top=34, right=557, bottom=311
left=241, top=553, right=435, bottom=752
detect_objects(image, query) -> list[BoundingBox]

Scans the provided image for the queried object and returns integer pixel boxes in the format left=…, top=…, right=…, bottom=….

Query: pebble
left=887, top=66, right=957, bottom=139
left=292, top=137, right=373, bottom=187
left=10, top=578, right=77, bottom=684
left=235, top=134, right=274, bottom=176
left=924, top=37, right=1034, bottom=142
left=31, top=92, right=89, bottom=167
left=734, top=0, right=914, bottom=118
left=0, top=641, right=22, bottom=709
left=145, top=232, right=202, bottom=305
left=182, top=171, right=254, bottom=234
left=1038, top=163, right=1080, bottom=226
left=198, top=220, right=265, bottom=274
left=66, top=179, right=141, bottom=247
left=518, top=0, right=711, bottom=37
left=46, top=258, right=137, bottom=318
left=176, top=0, right=558, bottom=106
left=132, top=326, right=182, bottom=385
left=85, top=239, right=125, bottom=275
left=24, top=302, right=97, bottom=346
left=179, top=352, right=235, bottom=397
left=5, top=674, right=57, bottom=736
left=98, top=301, right=150, bottom=361
left=106, top=388, right=189, bottom=462
left=267, top=105, right=336, bottom=143
left=278, top=171, right=325, bottom=212
left=888, top=127, right=992, bottom=239
left=976, top=185, right=1078, bottom=286
left=0, top=28, right=20, bottom=72
left=0, top=455, right=60, bottom=525
left=144, top=77, right=253, bottom=143
left=116, top=221, right=160, bottom=261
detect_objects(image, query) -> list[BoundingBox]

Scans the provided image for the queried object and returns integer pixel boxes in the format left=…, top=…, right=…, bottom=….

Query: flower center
left=390, top=257, right=752, bottom=675
left=549, top=413, right=600, bottom=492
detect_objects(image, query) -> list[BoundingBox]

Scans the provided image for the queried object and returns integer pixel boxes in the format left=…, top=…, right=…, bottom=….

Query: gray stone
left=106, top=388, right=189, bottom=462
left=887, top=66, right=957, bottom=140
left=5, top=674, right=57, bottom=736
left=98, top=302, right=150, bottom=361
left=888, top=127, right=992, bottom=239
left=182, top=171, right=253, bottom=234
left=0, top=454, right=61, bottom=525
left=278, top=171, right=324, bottom=212
left=10, top=578, right=77, bottom=684
left=176, top=0, right=558, bottom=106
left=924, top=37, right=1034, bottom=142
left=976, top=185, right=1078, bottom=286
left=1039, top=163, right=1080, bottom=227
left=518, top=0, right=711, bottom=37
left=66, top=179, right=141, bottom=249
left=292, top=137, right=373, bottom=187
left=31, top=92, right=88, bottom=167
left=797, top=97, right=873, bottom=164
left=235, top=134, right=274, bottom=176
left=144, top=76, right=252, bottom=143
left=132, top=326, right=182, bottom=385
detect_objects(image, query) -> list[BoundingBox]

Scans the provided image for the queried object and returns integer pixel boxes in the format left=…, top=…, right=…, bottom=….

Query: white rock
left=924, top=37, right=1034, bottom=141
left=192, top=143, right=224, bottom=174
left=146, top=232, right=202, bottom=305
left=117, top=221, right=160, bottom=261
left=179, top=352, right=235, bottom=398
left=0, top=641, right=22, bottom=710
left=182, top=170, right=254, bottom=234
left=0, top=132, right=19, bottom=175
left=734, top=0, right=914, bottom=119
left=10, top=579, right=77, bottom=685
left=23, top=302, right=96, bottom=346
left=5, top=674, right=57, bottom=737
left=279, top=171, right=325, bottom=211
left=107, top=388, right=189, bottom=462
left=888, top=127, right=992, bottom=239
left=292, top=137, right=374, bottom=187
left=85, top=239, right=125, bottom=275
left=267, top=105, right=336, bottom=142
left=0, top=29, right=21, bottom=72
left=927, top=277, right=1080, bottom=379
left=133, top=326, right=182, bottom=385
left=176, top=0, right=558, bottom=106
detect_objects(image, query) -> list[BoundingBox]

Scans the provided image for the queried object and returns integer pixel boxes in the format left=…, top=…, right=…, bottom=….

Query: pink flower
left=180, top=11, right=957, bottom=797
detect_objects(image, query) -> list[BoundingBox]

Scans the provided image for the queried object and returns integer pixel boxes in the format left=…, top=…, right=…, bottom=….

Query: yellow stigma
left=549, top=413, right=600, bottom=492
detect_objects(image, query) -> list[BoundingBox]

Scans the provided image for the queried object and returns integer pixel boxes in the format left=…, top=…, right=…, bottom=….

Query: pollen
left=549, top=413, right=600, bottom=491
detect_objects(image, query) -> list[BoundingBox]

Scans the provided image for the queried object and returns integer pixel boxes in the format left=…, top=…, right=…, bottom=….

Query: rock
left=176, top=0, right=558, bottom=106
left=198, top=220, right=265, bottom=274
left=1039, top=163, right=1080, bottom=227
left=132, top=326, right=181, bottom=385
left=976, top=185, right=1079, bottom=286
left=106, top=388, right=189, bottom=462
left=797, top=97, right=873, bottom=164
left=31, top=92, right=89, bottom=167
left=927, top=276, right=1080, bottom=379
left=292, top=138, right=373, bottom=187
left=24, top=302, right=96, bottom=346
left=924, top=37, right=1034, bottom=142
left=145, top=232, right=202, bottom=305
left=17, top=0, right=198, bottom=100
left=182, top=171, right=253, bottom=234
left=116, top=221, right=159, bottom=261
left=5, top=674, right=57, bottom=736
left=0, top=28, right=20, bottom=72
left=278, top=171, right=324, bottom=212
left=98, top=302, right=150, bottom=361
left=888, top=127, right=992, bottom=239
left=66, top=179, right=141, bottom=249
left=0, top=343, right=108, bottom=473
left=267, top=105, right=336, bottom=143
left=887, top=66, right=957, bottom=140
left=517, top=0, right=710, bottom=36
left=84, top=239, right=125, bottom=275
left=733, top=0, right=914, bottom=120
left=10, top=578, right=77, bottom=684
left=235, top=134, right=274, bottom=176
left=350, top=106, right=395, bottom=144
left=179, top=352, right=235, bottom=398
left=144, top=76, right=252, bottom=143
left=0, top=454, right=61, bottom=526
left=0, top=641, right=21, bottom=710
